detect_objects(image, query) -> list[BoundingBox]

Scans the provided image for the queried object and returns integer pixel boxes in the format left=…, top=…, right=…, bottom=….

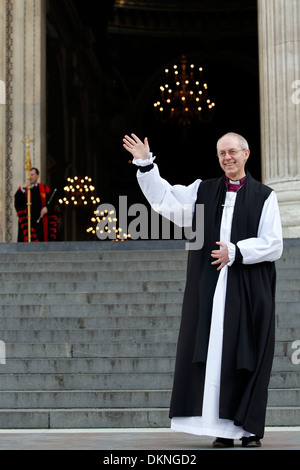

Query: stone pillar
left=0, top=0, right=7, bottom=241
left=0, top=0, right=46, bottom=242
left=258, top=0, right=300, bottom=237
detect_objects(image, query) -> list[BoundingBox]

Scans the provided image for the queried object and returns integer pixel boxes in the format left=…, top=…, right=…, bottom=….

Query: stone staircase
left=267, top=239, right=300, bottom=427
left=0, top=239, right=299, bottom=429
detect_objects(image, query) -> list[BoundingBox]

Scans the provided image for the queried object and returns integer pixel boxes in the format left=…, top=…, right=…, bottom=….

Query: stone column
left=0, top=0, right=46, bottom=242
left=258, top=0, right=300, bottom=237
left=0, top=0, right=7, bottom=241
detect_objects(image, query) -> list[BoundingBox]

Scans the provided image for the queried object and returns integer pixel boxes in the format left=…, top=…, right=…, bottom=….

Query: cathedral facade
left=0, top=0, right=299, bottom=242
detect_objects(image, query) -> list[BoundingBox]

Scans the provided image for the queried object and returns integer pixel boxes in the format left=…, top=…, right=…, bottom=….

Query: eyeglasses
left=217, top=149, right=246, bottom=158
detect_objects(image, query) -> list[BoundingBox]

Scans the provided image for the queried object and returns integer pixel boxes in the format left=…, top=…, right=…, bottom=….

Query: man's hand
left=211, top=241, right=229, bottom=271
left=22, top=180, right=31, bottom=189
left=123, top=134, right=150, bottom=160
left=40, top=207, right=48, bottom=218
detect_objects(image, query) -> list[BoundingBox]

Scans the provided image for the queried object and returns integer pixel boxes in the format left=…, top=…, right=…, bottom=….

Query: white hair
left=217, top=132, right=249, bottom=151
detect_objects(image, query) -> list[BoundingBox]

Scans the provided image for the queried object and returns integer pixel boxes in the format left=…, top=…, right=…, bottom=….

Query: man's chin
left=225, top=171, right=237, bottom=179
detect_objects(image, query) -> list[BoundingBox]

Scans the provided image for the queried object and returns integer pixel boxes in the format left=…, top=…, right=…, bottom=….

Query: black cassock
left=169, top=173, right=281, bottom=438
left=14, top=184, right=58, bottom=242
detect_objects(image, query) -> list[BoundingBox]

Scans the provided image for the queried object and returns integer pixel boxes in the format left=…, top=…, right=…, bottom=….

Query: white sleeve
left=135, top=158, right=201, bottom=227
left=237, top=190, right=283, bottom=264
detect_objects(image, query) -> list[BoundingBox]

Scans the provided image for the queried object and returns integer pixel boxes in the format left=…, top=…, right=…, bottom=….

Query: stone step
left=0, top=253, right=295, bottom=265
left=0, top=302, right=182, bottom=317
left=266, top=407, right=300, bottom=427
left=0, top=388, right=296, bottom=409
left=270, top=371, right=300, bottom=389
left=1, top=309, right=299, bottom=328
left=279, top=242, right=300, bottom=254
left=276, top=302, right=300, bottom=314
left=0, top=269, right=187, bottom=282
left=0, top=291, right=184, bottom=305
left=0, top=315, right=181, bottom=330
left=0, top=239, right=298, bottom=429
left=0, top=238, right=297, bottom=256
left=0, top=259, right=187, bottom=273
left=267, top=389, right=300, bottom=406
left=0, top=373, right=174, bottom=391
left=4, top=342, right=178, bottom=359
left=0, top=253, right=178, bottom=265
left=0, top=246, right=187, bottom=258
left=4, top=342, right=295, bottom=360
left=272, top=356, right=300, bottom=372
left=0, top=370, right=297, bottom=391
left=0, top=251, right=282, bottom=262
left=0, top=291, right=298, bottom=306
left=0, top=278, right=298, bottom=294
left=0, top=288, right=296, bottom=303
left=1, top=328, right=179, bottom=343
left=0, top=280, right=185, bottom=294
left=0, top=243, right=187, bottom=260
left=5, top=340, right=295, bottom=361
left=0, top=239, right=297, bottom=258
left=276, top=314, right=300, bottom=328
left=274, top=290, right=300, bottom=302
left=273, top=328, right=300, bottom=341
left=0, top=357, right=176, bottom=374
left=0, top=406, right=298, bottom=429
left=0, top=246, right=187, bottom=262
left=2, top=327, right=299, bottom=343
left=275, top=279, right=300, bottom=290
left=0, top=390, right=171, bottom=409
left=0, top=301, right=298, bottom=317
left=277, top=269, right=300, bottom=280
left=2, top=313, right=297, bottom=332
left=276, top=258, right=300, bottom=269
left=275, top=340, right=300, bottom=356
left=0, top=408, right=170, bottom=429
left=2, top=340, right=292, bottom=359
left=0, top=267, right=298, bottom=282
left=0, top=259, right=296, bottom=275
left=0, top=355, right=295, bottom=375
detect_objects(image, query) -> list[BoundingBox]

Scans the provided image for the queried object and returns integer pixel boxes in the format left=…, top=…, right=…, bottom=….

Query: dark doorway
left=46, top=0, right=260, bottom=240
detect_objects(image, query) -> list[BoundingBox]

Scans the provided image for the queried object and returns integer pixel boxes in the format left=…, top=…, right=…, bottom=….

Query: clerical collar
left=226, top=175, right=246, bottom=192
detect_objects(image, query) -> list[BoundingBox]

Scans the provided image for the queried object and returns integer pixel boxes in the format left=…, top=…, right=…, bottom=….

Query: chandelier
left=153, top=55, right=215, bottom=125
left=86, top=208, right=131, bottom=241
left=58, top=176, right=100, bottom=207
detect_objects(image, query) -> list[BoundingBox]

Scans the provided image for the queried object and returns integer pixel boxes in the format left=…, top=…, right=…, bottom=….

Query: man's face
left=217, top=135, right=249, bottom=180
left=30, top=170, right=39, bottom=185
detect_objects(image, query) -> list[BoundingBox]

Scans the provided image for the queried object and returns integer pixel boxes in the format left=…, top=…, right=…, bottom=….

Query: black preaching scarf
left=169, top=172, right=276, bottom=438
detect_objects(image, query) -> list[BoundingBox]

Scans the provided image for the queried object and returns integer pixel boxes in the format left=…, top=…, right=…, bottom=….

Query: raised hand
left=123, top=133, right=150, bottom=161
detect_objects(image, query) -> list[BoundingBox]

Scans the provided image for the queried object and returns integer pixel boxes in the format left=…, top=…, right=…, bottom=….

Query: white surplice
left=134, top=157, right=283, bottom=438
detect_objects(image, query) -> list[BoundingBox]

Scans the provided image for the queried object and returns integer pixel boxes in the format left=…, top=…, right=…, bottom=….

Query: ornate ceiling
left=107, top=0, right=257, bottom=38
